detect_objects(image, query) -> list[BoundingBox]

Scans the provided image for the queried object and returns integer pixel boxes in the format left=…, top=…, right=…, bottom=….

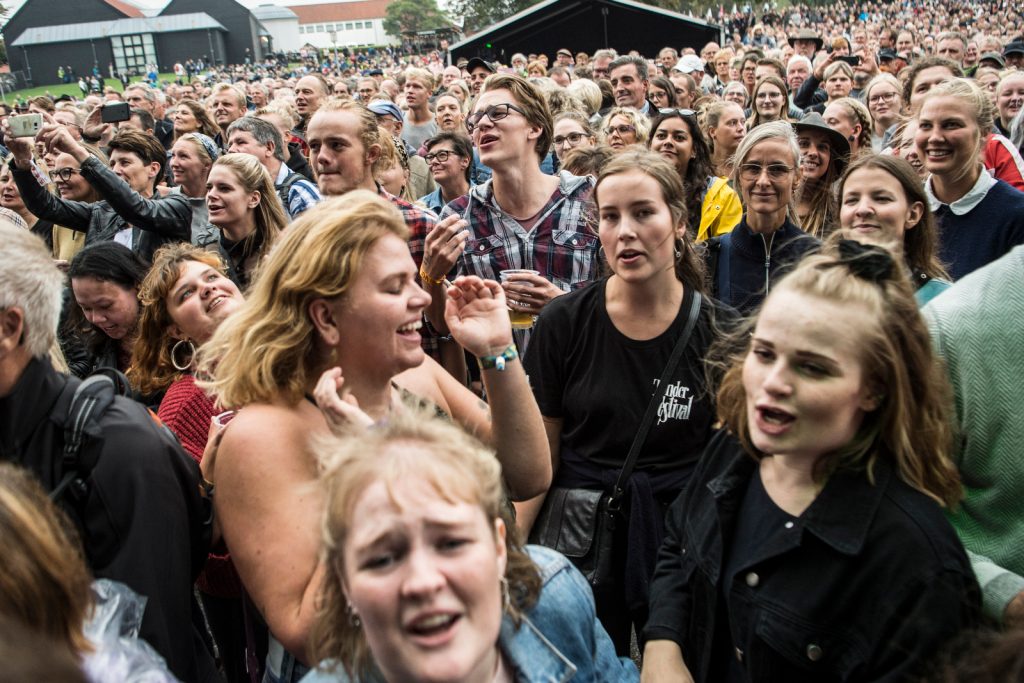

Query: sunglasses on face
left=465, top=103, right=528, bottom=134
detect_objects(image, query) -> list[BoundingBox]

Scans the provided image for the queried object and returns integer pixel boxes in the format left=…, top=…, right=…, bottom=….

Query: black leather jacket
left=12, top=154, right=190, bottom=263
left=645, top=431, right=981, bottom=683
left=0, top=358, right=219, bottom=682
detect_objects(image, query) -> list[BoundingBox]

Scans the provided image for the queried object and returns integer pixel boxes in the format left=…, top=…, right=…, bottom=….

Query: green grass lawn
left=2, top=72, right=177, bottom=103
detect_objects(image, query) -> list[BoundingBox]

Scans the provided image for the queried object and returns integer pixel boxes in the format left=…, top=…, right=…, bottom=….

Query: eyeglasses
left=756, top=92, right=783, bottom=100
left=553, top=132, right=589, bottom=146
left=868, top=91, right=899, bottom=104
left=53, top=167, right=82, bottom=182
left=658, top=108, right=697, bottom=117
left=465, top=103, right=528, bottom=134
left=425, top=150, right=460, bottom=163
left=739, top=163, right=795, bottom=180
left=604, top=124, right=636, bottom=137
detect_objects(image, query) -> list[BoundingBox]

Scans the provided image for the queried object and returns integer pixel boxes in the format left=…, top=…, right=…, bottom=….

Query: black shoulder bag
left=529, top=292, right=703, bottom=597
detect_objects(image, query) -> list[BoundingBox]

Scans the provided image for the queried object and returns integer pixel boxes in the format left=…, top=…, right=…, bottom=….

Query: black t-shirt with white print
left=523, top=277, right=719, bottom=471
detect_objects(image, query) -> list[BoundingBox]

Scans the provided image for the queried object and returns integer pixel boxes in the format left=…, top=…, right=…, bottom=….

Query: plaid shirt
left=376, top=186, right=445, bottom=360
left=440, top=171, right=599, bottom=292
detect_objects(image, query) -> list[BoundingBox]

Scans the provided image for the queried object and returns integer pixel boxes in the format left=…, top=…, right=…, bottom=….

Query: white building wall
left=297, top=18, right=397, bottom=48
left=263, top=17, right=302, bottom=52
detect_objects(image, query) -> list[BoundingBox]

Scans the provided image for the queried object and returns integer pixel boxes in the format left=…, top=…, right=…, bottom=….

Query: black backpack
left=50, top=367, right=133, bottom=507
left=276, top=171, right=305, bottom=216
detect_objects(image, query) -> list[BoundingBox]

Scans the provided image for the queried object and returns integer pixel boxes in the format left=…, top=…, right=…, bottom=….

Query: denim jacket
left=300, top=546, right=637, bottom=683
left=644, top=431, right=981, bottom=683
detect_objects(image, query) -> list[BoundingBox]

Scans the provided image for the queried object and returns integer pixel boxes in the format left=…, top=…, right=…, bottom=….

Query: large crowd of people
left=2, top=1, right=1024, bottom=680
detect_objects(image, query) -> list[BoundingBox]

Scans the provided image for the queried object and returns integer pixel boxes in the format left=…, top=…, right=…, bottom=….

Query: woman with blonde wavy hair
left=302, top=413, right=634, bottom=682
left=600, top=106, right=650, bottom=152
left=196, top=192, right=551, bottom=682
left=642, top=241, right=980, bottom=683
left=206, top=152, right=287, bottom=289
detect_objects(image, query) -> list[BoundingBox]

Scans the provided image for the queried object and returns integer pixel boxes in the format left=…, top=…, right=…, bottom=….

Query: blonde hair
left=918, top=78, right=994, bottom=162
left=0, top=463, right=94, bottom=655
left=315, top=98, right=381, bottom=156
left=210, top=82, right=247, bottom=110
left=129, top=244, right=227, bottom=396
left=198, top=192, right=410, bottom=408
left=210, top=153, right=287, bottom=267
left=714, top=245, right=961, bottom=507
left=308, top=411, right=541, bottom=677
left=827, top=97, right=873, bottom=153
left=403, top=67, right=434, bottom=89
left=601, top=106, right=651, bottom=146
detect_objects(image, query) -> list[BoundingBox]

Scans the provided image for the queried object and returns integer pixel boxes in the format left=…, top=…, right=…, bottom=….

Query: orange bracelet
left=419, top=265, right=446, bottom=286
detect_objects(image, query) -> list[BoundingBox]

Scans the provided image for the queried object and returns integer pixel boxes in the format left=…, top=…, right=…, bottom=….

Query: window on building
left=110, top=33, right=157, bottom=75
left=345, top=22, right=354, bottom=30
left=358, top=21, right=366, bottom=28
left=316, top=24, right=324, bottom=32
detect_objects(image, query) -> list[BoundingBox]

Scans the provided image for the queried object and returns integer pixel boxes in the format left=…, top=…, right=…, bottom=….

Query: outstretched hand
left=36, top=112, right=88, bottom=162
left=312, top=367, right=374, bottom=432
left=444, top=276, right=514, bottom=358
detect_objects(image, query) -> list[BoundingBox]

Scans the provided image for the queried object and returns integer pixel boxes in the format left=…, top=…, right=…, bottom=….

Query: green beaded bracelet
left=477, top=345, right=518, bottom=371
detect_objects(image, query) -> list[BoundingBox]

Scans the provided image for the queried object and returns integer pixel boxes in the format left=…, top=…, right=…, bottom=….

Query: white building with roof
left=287, top=1, right=397, bottom=49
left=251, top=4, right=301, bottom=52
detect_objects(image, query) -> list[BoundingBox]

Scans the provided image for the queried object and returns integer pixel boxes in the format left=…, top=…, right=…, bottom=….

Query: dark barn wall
left=160, top=0, right=262, bottom=64
left=155, top=30, right=227, bottom=72
left=3, top=0, right=127, bottom=82
left=17, top=38, right=116, bottom=87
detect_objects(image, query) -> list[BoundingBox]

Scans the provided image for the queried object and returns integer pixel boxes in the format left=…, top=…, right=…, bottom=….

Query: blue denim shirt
left=299, top=546, right=637, bottom=683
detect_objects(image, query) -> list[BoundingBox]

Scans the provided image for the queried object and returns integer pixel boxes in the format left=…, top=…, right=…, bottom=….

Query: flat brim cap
left=793, top=111, right=851, bottom=176
left=1003, top=42, right=1024, bottom=56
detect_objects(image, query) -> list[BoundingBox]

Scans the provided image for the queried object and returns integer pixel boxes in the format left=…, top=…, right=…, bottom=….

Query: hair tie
left=836, top=239, right=896, bottom=283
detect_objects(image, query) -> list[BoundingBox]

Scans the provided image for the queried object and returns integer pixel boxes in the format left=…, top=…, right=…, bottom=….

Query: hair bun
left=836, top=239, right=897, bottom=283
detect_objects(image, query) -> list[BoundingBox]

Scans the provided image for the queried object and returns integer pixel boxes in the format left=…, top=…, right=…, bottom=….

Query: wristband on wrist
left=419, top=265, right=446, bottom=287
left=477, top=344, right=518, bottom=371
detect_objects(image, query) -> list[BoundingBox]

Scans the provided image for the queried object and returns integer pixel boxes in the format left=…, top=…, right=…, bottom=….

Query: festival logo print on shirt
left=652, top=378, right=694, bottom=425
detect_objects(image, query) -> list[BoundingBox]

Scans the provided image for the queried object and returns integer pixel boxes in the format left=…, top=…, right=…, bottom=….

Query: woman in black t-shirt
left=523, top=149, right=724, bottom=655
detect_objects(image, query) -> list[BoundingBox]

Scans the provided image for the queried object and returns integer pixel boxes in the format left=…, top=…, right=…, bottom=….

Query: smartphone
left=101, top=102, right=131, bottom=123
left=8, top=113, right=42, bottom=138
left=837, top=55, right=863, bottom=67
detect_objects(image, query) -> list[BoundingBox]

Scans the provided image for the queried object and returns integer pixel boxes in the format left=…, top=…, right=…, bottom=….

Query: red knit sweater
left=157, top=375, right=240, bottom=598
left=157, top=374, right=216, bottom=464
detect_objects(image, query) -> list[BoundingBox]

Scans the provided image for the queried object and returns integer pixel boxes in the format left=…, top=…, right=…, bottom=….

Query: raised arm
left=433, top=276, right=551, bottom=500
left=4, top=130, right=95, bottom=230
left=77, top=155, right=190, bottom=240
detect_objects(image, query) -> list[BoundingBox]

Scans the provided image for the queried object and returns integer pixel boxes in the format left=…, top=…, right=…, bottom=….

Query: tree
left=384, top=0, right=450, bottom=38
left=447, top=0, right=539, bottom=35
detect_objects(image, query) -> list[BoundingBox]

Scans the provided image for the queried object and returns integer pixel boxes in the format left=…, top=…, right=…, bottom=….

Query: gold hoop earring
left=170, top=339, right=197, bottom=371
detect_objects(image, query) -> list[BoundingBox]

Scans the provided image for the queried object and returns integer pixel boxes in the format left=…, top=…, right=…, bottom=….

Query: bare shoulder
left=217, top=402, right=325, bottom=481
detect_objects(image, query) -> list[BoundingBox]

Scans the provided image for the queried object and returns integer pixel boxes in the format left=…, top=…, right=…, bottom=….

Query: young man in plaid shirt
left=420, top=74, right=600, bottom=352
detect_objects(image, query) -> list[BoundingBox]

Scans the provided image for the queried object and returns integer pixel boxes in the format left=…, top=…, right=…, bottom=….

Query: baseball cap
left=466, top=57, right=496, bottom=74
left=674, top=54, right=705, bottom=74
left=367, top=100, right=403, bottom=122
left=878, top=48, right=898, bottom=62
left=1003, top=41, right=1024, bottom=57
left=980, top=51, right=1006, bottom=67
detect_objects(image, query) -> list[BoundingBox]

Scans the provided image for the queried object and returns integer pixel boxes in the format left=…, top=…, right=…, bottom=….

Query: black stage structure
left=449, top=0, right=722, bottom=65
